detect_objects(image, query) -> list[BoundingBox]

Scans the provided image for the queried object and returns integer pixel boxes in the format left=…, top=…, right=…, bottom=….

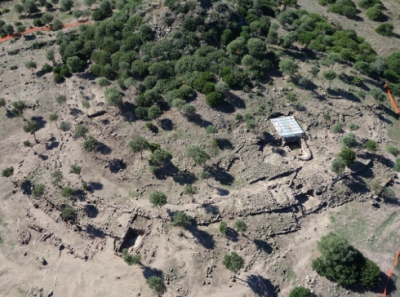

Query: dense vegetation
left=312, top=232, right=381, bottom=289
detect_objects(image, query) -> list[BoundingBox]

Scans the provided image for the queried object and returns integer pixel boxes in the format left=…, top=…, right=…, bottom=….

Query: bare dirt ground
left=1, top=5, right=400, bottom=297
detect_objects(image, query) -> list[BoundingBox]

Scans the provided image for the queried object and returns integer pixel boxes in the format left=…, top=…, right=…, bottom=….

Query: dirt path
left=0, top=20, right=94, bottom=43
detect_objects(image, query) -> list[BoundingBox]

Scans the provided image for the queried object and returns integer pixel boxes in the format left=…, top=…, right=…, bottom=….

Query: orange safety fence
left=384, top=84, right=400, bottom=116
left=0, top=20, right=94, bottom=44
left=382, top=250, right=400, bottom=297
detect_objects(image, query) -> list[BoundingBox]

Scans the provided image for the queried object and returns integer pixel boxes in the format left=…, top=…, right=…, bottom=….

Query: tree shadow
left=73, top=189, right=87, bottom=201
left=77, top=71, right=97, bottom=81
left=5, top=109, right=17, bottom=119
left=217, top=138, right=234, bottom=150
left=97, top=142, right=112, bottom=155
left=160, top=118, right=173, bottom=131
left=38, top=154, right=48, bottom=160
left=254, top=239, right=273, bottom=254
left=69, top=108, right=84, bottom=116
left=21, top=179, right=32, bottom=195
left=88, top=181, right=103, bottom=192
left=204, top=164, right=234, bottom=186
left=31, top=116, right=47, bottom=129
left=142, top=265, right=164, bottom=279
left=215, top=101, right=235, bottom=114
left=84, top=204, right=99, bottom=218
left=226, top=93, right=246, bottom=109
left=215, top=187, right=230, bottom=196
left=344, top=176, right=369, bottom=195
left=246, top=275, right=278, bottom=297
left=381, top=104, right=399, bottom=120
left=188, top=114, right=213, bottom=128
left=327, top=88, right=361, bottom=102
left=120, top=101, right=136, bottom=122
left=155, top=162, right=197, bottom=185
left=187, top=225, right=215, bottom=249
left=108, top=158, right=126, bottom=173
left=226, top=227, right=238, bottom=242
left=45, top=140, right=59, bottom=150
left=85, top=224, right=105, bottom=239
left=203, top=204, right=219, bottom=214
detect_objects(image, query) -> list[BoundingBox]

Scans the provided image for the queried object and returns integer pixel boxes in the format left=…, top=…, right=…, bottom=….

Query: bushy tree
left=14, top=4, right=24, bottom=15
left=366, top=6, right=383, bottom=21
left=60, top=0, right=73, bottom=11
left=173, top=211, right=191, bottom=227
left=150, top=149, right=172, bottom=167
left=10, top=101, right=26, bottom=119
left=205, top=92, right=223, bottom=108
left=129, top=136, right=149, bottom=159
left=149, top=191, right=167, bottom=211
left=147, top=276, right=166, bottom=295
left=41, top=13, right=54, bottom=24
left=187, top=146, right=210, bottom=165
left=23, top=121, right=39, bottom=143
left=312, top=232, right=380, bottom=288
left=66, top=56, right=84, bottom=72
left=375, top=23, right=394, bottom=36
left=105, top=88, right=123, bottom=113
left=52, top=19, right=63, bottom=31
left=279, top=58, right=299, bottom=76
left=24, top=0, right=38, bottom=15
left=289, top=287, right=315, bottom=297
left=247, top=38, right=266, bottom=56
left=360, top=259, right=381, bottom=289
left=223, top=252, right=245, bottom=272
left=148, top=106, right=162, bottom=120
left=338, top=148, right=356, bottom=166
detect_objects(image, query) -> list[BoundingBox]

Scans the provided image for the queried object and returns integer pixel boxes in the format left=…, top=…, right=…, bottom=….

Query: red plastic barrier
left=382, top=270, right=393, bottom=297
left=384, top=84, right=400, bottom=116
left=0, top=21, right=93, bottom=43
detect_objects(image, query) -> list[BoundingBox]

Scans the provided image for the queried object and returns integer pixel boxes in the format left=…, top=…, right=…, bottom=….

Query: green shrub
left=375, top=23, right=394, bottom=36
left=349, top=122, right=359, bottom=131
left=202, top=82, right=215, bottom=94
left=205, top=92, right=223, bottom=107
left=122, top=249, right=141, bottom=265
left=61, top=205, right=76, bottom=220
left=329, top=0, right=357, bottom=18
left=369, top=87, right=386, bottom=101
left=223, top=252, right=245, bottom=272
left=341, top=133, right=357, bottom=147
left=394, top=158, right=400, bottom=171
left=59, top=121, right=71, bottom=131
left=234, top=220, right=247, bottom=232
left=338, top=148, right=356, bottom=166
left=147, top=276, right=166, bottom=295
left=206, top=125, right=218, bottom=134
left=173, top=211, right=191, bottom=227
left=366, top=7, right=383, bottom=21
left=183, top=184, right=197, bottom=195
left=289, top=287, right=315, bottom=297
left=364, top=140, right=378, bottom=152
left=32, top=184, right=45, bottom=198
left=332, top=123, right=344, bottom=133
left=98, top=77, right=111, bottom=86
left=219, top=221, right=227, bottom=235
left=331, top=157, right=346, bottom=174
left=359, top=0, right=381, bottom=9
left=312, top=232, right=381, bottom=288
left=323, top=114, right=331, bottom=120
left=386, top=145, right=400, bottom=156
